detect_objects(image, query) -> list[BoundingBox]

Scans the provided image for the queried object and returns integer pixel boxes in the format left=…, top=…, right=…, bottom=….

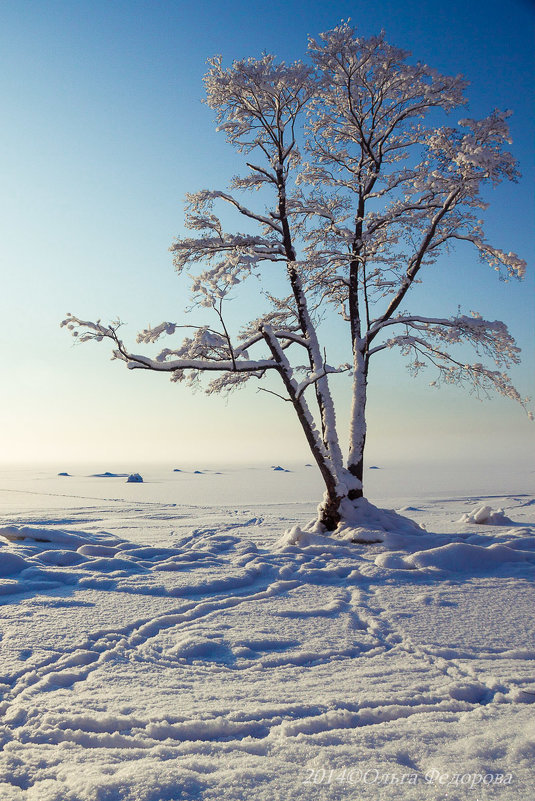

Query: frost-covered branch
left=379, top=322, right=529, bottom=413
left=61, top=313, right=279, bottom=377
left=188, top=189, right=284, bottom=235
left=295, top=363, right=351, bottom=399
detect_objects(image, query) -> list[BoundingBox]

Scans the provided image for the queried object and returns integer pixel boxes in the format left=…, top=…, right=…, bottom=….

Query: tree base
left=315, top=496, right=423, bottom=539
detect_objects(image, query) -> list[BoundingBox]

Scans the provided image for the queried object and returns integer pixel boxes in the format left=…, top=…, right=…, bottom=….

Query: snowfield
left=0, top=464, right=534, bottom=800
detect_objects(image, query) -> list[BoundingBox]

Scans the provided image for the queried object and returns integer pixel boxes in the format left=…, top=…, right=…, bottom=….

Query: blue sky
left=0, top=0, right=533, bottom=469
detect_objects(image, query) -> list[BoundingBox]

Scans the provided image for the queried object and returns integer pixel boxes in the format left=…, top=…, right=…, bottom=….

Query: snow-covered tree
left=63, top=23, right=529, bottom=530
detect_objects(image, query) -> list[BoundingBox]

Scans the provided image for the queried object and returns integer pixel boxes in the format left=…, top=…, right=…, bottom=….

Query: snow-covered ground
left=0, top=463, right=534, bottom=800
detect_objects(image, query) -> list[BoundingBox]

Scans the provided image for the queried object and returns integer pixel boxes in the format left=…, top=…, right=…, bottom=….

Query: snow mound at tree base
left=334, top=497, right=425, bottom=541
left=275, top=498, right=425, bottom=550
left=273, top=499, right=535, bottom=576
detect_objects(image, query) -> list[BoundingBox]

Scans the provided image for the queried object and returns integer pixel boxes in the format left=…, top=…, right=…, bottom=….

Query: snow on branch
left=187, top=189, right=284, bottom=235
left=374, top=314, right=530, bottom=413
left=60, top=315, right=122, bottom=344
left=61, top=313, right=280, bottom=385
left=136, top=321, right=178, bottom=344
left=61, top=309, right=326, bottom=400
left=452, top=236, right=526, bottom=280
left=307, top=21, right=467, bottom=184
left=204, top=53, right=314, bottom=159
left=295, top=363, right=351, bottom=399
left=370, top=311, right=521, bottom=365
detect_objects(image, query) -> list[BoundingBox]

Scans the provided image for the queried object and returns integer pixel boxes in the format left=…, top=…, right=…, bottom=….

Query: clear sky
left=0, top=0, right=533, bottom=470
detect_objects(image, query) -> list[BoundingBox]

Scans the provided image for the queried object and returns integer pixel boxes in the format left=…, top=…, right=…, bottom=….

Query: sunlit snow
left=0, top=464, right=533, bottom=800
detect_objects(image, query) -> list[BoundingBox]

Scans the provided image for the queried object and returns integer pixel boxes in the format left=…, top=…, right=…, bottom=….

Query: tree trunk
left=261, top=325, right=343, bottom=530
left=276, top=167, right=345, bottom=487
left=317, top=492, right=343, bottom=531
left=347, top=344, right=368, bottom=501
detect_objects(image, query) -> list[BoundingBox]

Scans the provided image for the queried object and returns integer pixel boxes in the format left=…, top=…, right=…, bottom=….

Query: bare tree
left=63, top=23, right=529, bottom=530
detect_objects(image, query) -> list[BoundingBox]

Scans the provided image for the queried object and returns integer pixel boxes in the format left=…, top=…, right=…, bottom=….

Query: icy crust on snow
left=0, top=487, right=534, bottom=800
